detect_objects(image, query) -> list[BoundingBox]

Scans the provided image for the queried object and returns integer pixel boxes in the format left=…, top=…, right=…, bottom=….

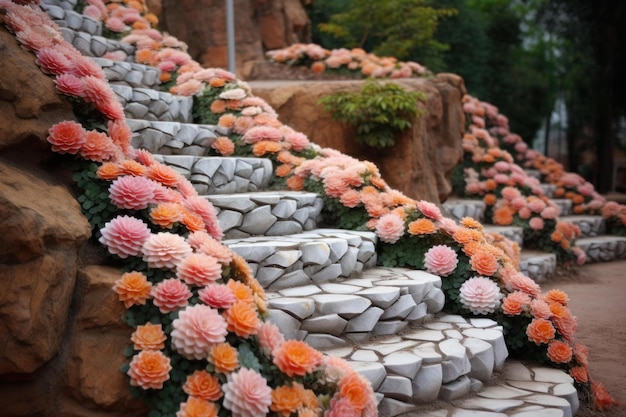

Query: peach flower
left=374, top=212, right=405, bottom=243
left=151, top=278, right=192, bottom=313
left=54, top=73, right=85, bottom=98
left=530, top=299, right=552, bottom=319
left=273, top=340, right=323, bottom=378
left=150, top=203, right=184, bottom=229
left=36, top=46, right=72, bottom=75
left=183, top=370, right=223, bottom=401
left=211, top=136, right=235, bottom=156
left=257, top=321, right=285, bottom=356
left=47, top=120, right=87, bottom=154
left=127, top=350, right=171, bottom=390
left=408, top=218, right=437, bottom=235
left=121, top=159, right=147, bottom=176
left=526, top=318, right=556, bottom=345
left=210, top=342, right=239, bottom=373
left=339, top=371, right=372, bottom=412
left=131, top=322, right=166, bottom=350
left=544, top=289, right=569, bottom=306
left=142, top=232, right=192, bottom=269
left=222, top=368, right=273, bottom=417
left=569, top=366, right=589, bottom=383
left=226, top=280, right=255, bottom=305
left=547, top=340, right=573, bottom=364
left=470, top=250, right=499, bottom=276
left=113, top=271, right=152, bottom=308
left=198, top=284, right=237, bottom=310
left=423, top=245, right=458, bottom=276
left=99, top=215, right=151, bottom=258
left=177, top=253, right=222, bottom=286
left=325, top=397, right=359, bottom=417
left=183, top=196, right=223, bottom=241
left=171, top=304, right=228, bottom=360
left=529, top=217, right=544, bottom=231
left=80, top=130, right=117, bottom=162
left=176, top=396, right=218, bottom=417
left=225, top=300, right=260, bottom=338
left=271, top=384, right=303, bottom=416
left=147, top=163, right=180, bottom=187
left=501, top=291, right=531, bottom=316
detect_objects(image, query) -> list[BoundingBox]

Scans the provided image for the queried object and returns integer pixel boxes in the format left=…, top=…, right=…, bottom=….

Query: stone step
left=266, top=267, right=444, bottom=344
left=540, top=182, right=556, bottom=198
left=519, top=250, right=556, bottom=283
left=206, top=191, right=323, bottom=239
left=551, top=198, right=572, bottom=216
left=524, top=169, right=541, bottom=180
left=93, top=58, right=162, bottom=90
left=111, top=84, right=193, bottom=123
left=153, top=155, right=274, bottom=195
left=559, top=215, right=605, bottom=238
left=41, top=1, right=102, bottom=37
left=442, top=198, right=486, bottom=222
left=311, top=313, right=510, bottom=413
left=223, top=229, right=377, bottom=291
left=129, top=119, right=230, bottom=157
left=484, top=225, right=524, bottom=247
left=576, top=235, right=626, bottom=263
left=57, top=26, right=135, bottom=61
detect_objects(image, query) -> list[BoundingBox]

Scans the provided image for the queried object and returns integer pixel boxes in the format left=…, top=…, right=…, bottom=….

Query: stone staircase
left=41, top=2, right=582, bottom=416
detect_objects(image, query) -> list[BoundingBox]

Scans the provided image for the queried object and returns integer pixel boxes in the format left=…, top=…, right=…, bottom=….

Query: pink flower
left=459, top=276, right=502, bottom=315
left=47, top=120, right=87, bottom=154
left=107, top=119, right=133, bottom=155
left=375, top=212, right=405, bottom=243
left=82, top=75, right=112, bottom=104
left=173, top=79, right=203, bottom=96
left=219, top=88, right=247, bottom=100
left=436, top=217, right=459, bottom=235
left=142, top=232, right=192, bottom=269
left=530, top=299, right=553, bottom=319
left=501, top=291, right=531, bottom=316
left=97, top=94, right=126, bottom=121
left=242, top=126, right=283, bottom=144
left=16, top=27, right=55, bottom=51
left=222, top=368, right=273, bottom=417
left=73, top=56, right=106, bottom=79
left=151, top=278, right=192, bottom=313
left=171, top=304, right=228, bottom=360
left=529, top=217, right=544, bottom=230
left=198, top=284, right=237, bottom=309
left=80, top=130, right=117, bottom=161
left=505, top=272, right=541, bottom=297
left=518, top=207, right=532, bottom=219
left=54, top=73, right=85, bottom=98
left=256, top=322, right=285, bottom=356
left=528, top=199, right=546, bottom=213
left=283, top=130, right=310, bottom=152
left=540, top=206, right=559, bottom=219
left=83, top=5, right=102, bottom=20
left=99, top=215, right=151, bottom=258
left=326, top=396, right=360, bottom=417
left=183, top=196, right=223, bottom=240
left=177, top=253, right=222, bottom=286
left=417, top=200, right=442, bottom=221
left=127, top=350, right=171, bottom=390
left=36, top=47, right=72, bottom=75
left=109, top=175, right=156, bottom=210
left=424, top=245, right=458, bottom=276
left=501, top=186, right=521, bottom=201
left=105, top=16, right=128, bottom=32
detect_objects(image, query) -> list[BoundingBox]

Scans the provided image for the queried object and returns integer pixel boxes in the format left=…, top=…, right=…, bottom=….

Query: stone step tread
left=205, top=191, right=324, bottom=239
left=154, top=155, right=274, bottom=195
left=224, top=229, right=378, bottom=291
left=483, top=225, right=524, bottom=246
left=93, top=57, right=162, bottom=89
left=442, top=199, right=486, bottom=222
left=519, top=250, right=556, bottom=284
left=111, top=84, right=193, bottom=123
left=576, top=235, right=626, bottom=264
left=128, top=119, right=230, bottom=157
left=265, top=267, right=444, bottom=342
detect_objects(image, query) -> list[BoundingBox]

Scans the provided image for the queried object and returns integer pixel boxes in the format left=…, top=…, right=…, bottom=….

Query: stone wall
left=250, top=73, right=467, bottom=203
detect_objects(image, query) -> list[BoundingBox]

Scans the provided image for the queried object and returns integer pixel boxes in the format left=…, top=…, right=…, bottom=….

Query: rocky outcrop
left=158, top=0, right=311, bottom=75
left=250, top=73, right=467, bottom=203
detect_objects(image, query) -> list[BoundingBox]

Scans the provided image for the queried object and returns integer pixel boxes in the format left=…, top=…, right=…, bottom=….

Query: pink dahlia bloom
left=107, top=119, right=133, bottom=155
left=82, top=75, right=111, bottom=104
left=82, top=5, right=102, bottom=20
left=96, top=92, right=126, bottom=121
left=528, top=199, right=547, bottom=213
left=222, top=368, right=273, bottom=417
left=142, top=232, right=192, bottom=269
left=171, top=304, right=228, bottom=360
left=196, top=236, right=233, bottom=264
left=540, top=206, right=559, bottom=219
left=505, top=272, right=541, bottom=298
left=501, top=186, right=521, bottom=201
left=424, top=245, right=458, bottom=276
left=242, top=126, right=283, bottom=144
left=256, top=321, right=285, bottom=356
left=375, top=212, right=405, bottom=244
left=80, top=130, right=116, bottom=162
left=73, top=56, right=106, bottom=79
left=36, top=47, right=72, bottom=75
left=151, top=278, right=192, bottom=313
left=173, top=79, right=203, bottom=96
left=326, top=396, right=360, bottom=417
left=99, top=215, right=151, bottom=258
left=177, top=253, right=222, bottom=286
left=105, top=16, right=128, bottom=32
left=47, top=120, right=87, bottom=154
left=283, top=130, right=310, bottom=152
left=54, top=73, right=85, bottom=98
left=529, top=217, right=544, bottom=230
left=416, top=200, right=442, bottom=221
left=16, top=27, right=56, bottom=51
left=183, top=196, right=223, bottom=240
left=198, top=284, right=237, bottom=309
left=459, top=276, right=502, bottom=315
left=530, top=299, right=553, bottom=319
left=436, top=217, right=459, bottom=235
left=109, top=175, right=156, bottom=210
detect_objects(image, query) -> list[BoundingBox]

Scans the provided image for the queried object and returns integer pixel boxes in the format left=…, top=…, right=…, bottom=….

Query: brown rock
left=249, top=76, right=466, bottom=202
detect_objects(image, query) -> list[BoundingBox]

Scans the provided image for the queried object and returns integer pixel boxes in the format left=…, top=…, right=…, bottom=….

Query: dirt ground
left=544, top=261, right=626, bottom=416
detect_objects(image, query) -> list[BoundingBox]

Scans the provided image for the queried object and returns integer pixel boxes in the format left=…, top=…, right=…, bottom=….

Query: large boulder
left=250, top=73, right=467, bottom=203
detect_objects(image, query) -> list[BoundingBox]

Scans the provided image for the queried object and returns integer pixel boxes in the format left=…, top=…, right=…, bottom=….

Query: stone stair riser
left=94, top=58, right=162, bottom=90
left=41, top=2, right=102, bottom=37
left=58, top=27, right=135, bottom=60
left=577, top=236, right=626, bottom=263
left=111, top=84, right=193, bottom=123
left=560, top=215, right=605, bottom=238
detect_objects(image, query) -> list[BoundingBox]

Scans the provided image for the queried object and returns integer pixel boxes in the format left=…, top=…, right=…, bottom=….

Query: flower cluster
left=266, top=43, right=430, bottom=79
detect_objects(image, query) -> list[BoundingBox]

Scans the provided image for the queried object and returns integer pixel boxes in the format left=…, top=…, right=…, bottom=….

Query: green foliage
left=318, top=80, right=426, bottom=148
left=192, top=86, right=222, bottom=125
left=71, top=159, right=118, bottom=233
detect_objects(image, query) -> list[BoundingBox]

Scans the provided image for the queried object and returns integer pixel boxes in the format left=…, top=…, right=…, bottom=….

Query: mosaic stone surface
left=93, top=58, right=162, bottom=89
left=111, top=85, right=193, bottom=123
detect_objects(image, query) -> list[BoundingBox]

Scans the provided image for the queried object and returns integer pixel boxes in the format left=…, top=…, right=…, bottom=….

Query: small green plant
left=318, top=80, right=426, bottom=148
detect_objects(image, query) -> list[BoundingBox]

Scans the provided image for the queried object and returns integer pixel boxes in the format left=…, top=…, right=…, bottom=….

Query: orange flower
left=183, top=370, right=223, bottom=401
left=286, top=175, right=304, bottom=191
left=453, top=228, right=474, bottom=244
left=113, top=271, right=152, bottom=308
left=253, top=140, right=283, bottom=157
left=300, top=388, right=320, bottom=410
left=210, top=100, right=227, bottom=114
left=210, top=342, right=239, bottom=373
left=150, top=203, right=184, bottom=229
left=271, top=384, right=303, bottom=416
left=120, top=160, right=147, bottom=176
left=572, top=194, right=584, bottom=204
left=569, top=366, right=589, bottom=383
left=310, top=61, right=326, bottom=73
left=226, top=279, right=255, bottom=305
left=526, top=318, right=556, bottom=345
left=97, top=162, right=124, bottom=180
left=544, top=289, right=569, bottom=306
left=147, top=163, right=179, bottom=187
left=460, top=217, right=482, bottom=229
left=493, top=206, right=514, bottom=225
left=131, top=322, right=166, bottom=350
left=483, top=193, right=497, bottom=206
left=470, top=250, right=499, bottom=276
left=127, top=350, right=172, bottom=389
left=462, top=241, right=483, bottom=256
left=591, top=380, right=619, bottom=411
left=339, top=372, right=371, bottom=412
left=136, top=49, right=156, bottom=64
left=225, top=300, right=260, bottom=337
left=273, top=340, right=323, bottom=377
left=177, top=396, right=218, bottom=417
left=209, top=78, right=226, bottom=88
left=554, top=187, right=565, bottom=197
left=132, top=20, right=150, bottom=30
left=573, top=205, right=585, bottom=214
left=408, top=218, right=437, bottom=235
left=560, top=239, right=571, bottom=250
left=275, top=164, right=292, bottom=177
left=369, top=176, right=387, bottom=189
left=211, top=136, right=235, bottom=156
left=181, top=211, right=206, bottom=233
left=546, top=340, right=573, bottom=363
left=551, top=230, right=563, bottom=242
left=217, top=114, right=236, bottom=128
left=160, top=71, right=172, bottom=83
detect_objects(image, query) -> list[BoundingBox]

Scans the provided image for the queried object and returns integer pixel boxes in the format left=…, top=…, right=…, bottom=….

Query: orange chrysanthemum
left=551, top=230, right=563, bottom=242
left=177, top=396, right=218, bottom=417
left=408, top=218, right=437, bottom=235
left=546, top=340, right=573, bottom=364
left=462, top=241, right=483, bottom=257
left=217, top=114, right=236, bottom=128
left=211, top=136, right=235, bottom=156
left=210, top=100, right=227, bottom=114
left=226, top=279, right=255, bottom=305
left=460, top=217, right=483, bottom=229
left=97, top=162, right=124, bottom=180
left=209, top=78, right=226, bottom=88
left=549, top=302, right=569, bottom=319
left=453, top=228, right=475, bottom=244
left=159, top=71, right=172, bottom=83
left=113, top=271, right=152, bottom=308
left=210, top=342, right=239, bottom=373
left=493, top=206, right=514, bottom=225
left=526, top=318, right=556, bottom=345
left=136, top=49, right=156, bottom=64
left=120, top=159, right=147, bottom=176
left=275, top=164, right=292, bottom=178
left=310, top=61, right=326, bottom=73
left=183, top=370, right=223, bottom=401
left=339, top=372, right=371, bottom=412
left=569, top=366, right=589, bottom=383
left=273, top=340, right=323, bottom=378
left=131, top=322, right=166, bottom=350
left=181, top=211, right=206, bottom=233
left=470, top=250, right=499, bottom=276
left=544, top=289, right=569, bottom=306
left=147, top=163, right=179, bottom=187
left=150, top=203, right=184, bottom=229
left=253, top=140, right=283, bottom=157
left=485, top=179, right=497, bottom=190
left=286, top=175, right=304, bottom=191
left=224, top=300, right=260, bottom=338
left=271, top=384, right=303, bottom=416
